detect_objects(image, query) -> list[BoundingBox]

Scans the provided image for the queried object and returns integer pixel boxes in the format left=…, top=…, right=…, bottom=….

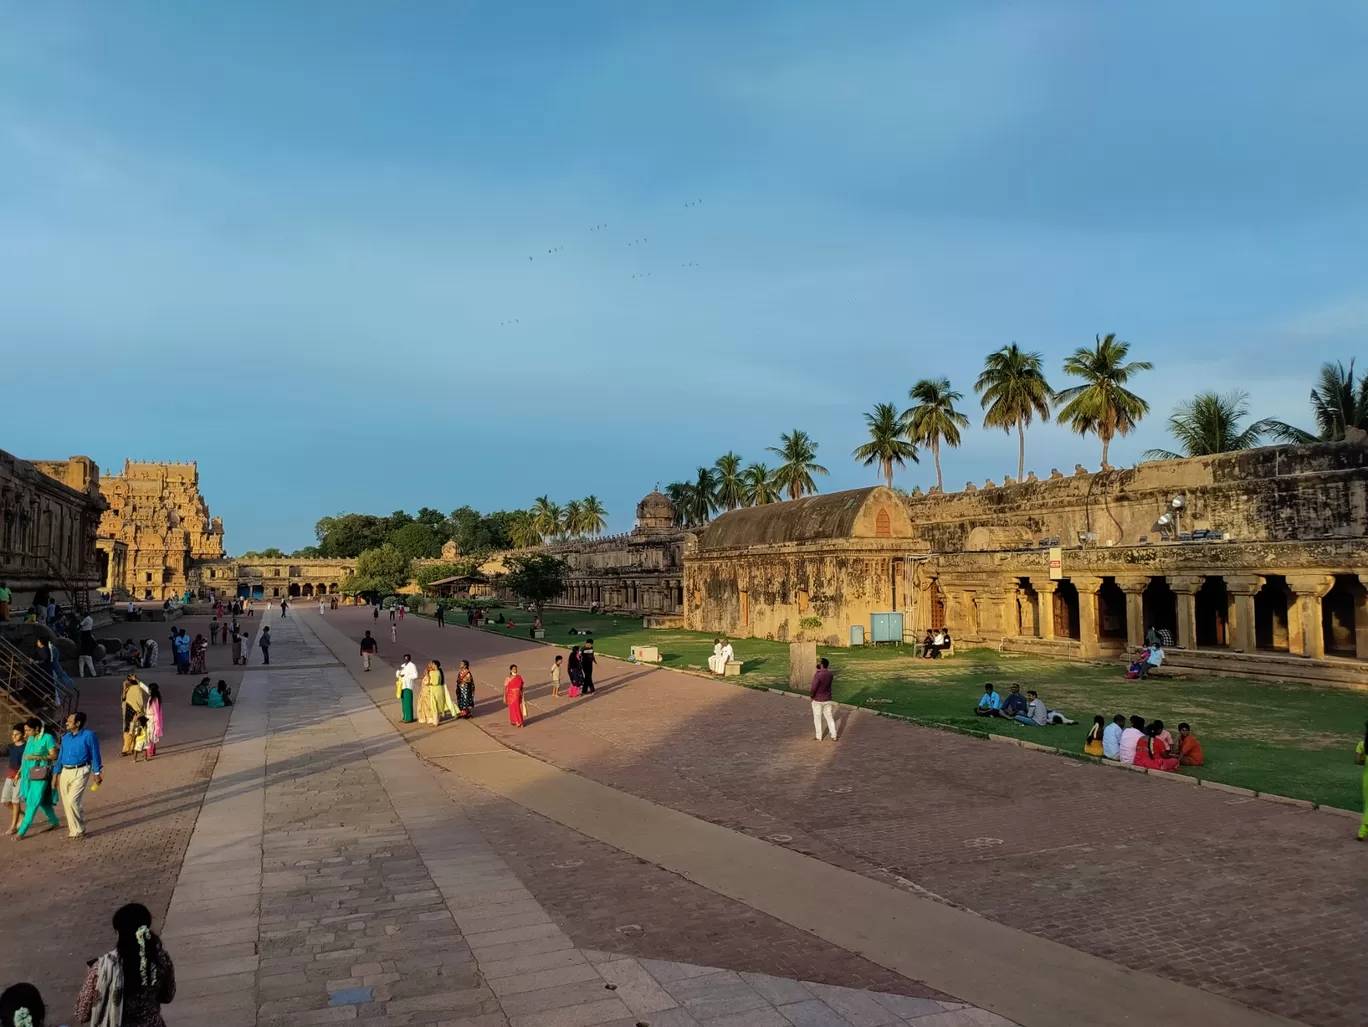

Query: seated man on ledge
left=973, top=683, right=1001, bottom=717
left=1015, top=689, right=1048, bottom=727
left=1177, top=722, right=1204, bottom=766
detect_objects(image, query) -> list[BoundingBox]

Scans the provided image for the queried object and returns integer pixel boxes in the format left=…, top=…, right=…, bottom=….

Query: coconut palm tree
left=1143, top=390, right=1278, bottom=460
left=580, top=495, right=608, bottom=536
left=851, top=402, right=918, bottom=488
left=766, top=430, right=828, bottom=500
left=742, top=463, right=781, bottom=506
left=974, top=343, right=1053, bottom=480
left=562, top=499, right=585, bottom=538
left=689, top=466, right=719, bottom=523
left=509, top=510, right=541, bottom=548
left=713, top=452, right=746, bottom=511
left=1054, top=333, right=1153, bottom=469
left=530, top=496, right=558, bottom=539
left=903, top=379, right=969, bottom=492
left=1263, top=360, right=1368, bottom=444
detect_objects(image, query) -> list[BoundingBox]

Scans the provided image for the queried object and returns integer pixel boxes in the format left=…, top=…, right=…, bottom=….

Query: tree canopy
left=501, top=552, right=569, bottom=610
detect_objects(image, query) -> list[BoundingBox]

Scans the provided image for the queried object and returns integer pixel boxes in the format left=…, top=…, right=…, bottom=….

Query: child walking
left=551, top=655, right=563, bottom=698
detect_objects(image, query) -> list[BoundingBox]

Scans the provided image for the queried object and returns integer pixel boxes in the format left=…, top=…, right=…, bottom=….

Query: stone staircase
left=0, top=634, right=80, bottom=727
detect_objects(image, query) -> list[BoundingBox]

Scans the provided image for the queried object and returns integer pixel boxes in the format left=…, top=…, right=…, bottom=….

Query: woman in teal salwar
left=14, top=717, right=59, bottom=839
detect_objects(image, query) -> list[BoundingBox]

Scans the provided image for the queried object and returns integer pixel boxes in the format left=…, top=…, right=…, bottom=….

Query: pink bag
left=567, top=685, right=581, bottom=698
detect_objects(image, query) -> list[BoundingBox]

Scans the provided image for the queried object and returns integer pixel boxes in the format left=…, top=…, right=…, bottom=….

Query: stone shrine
left=99, top=460, right=226, bottom=601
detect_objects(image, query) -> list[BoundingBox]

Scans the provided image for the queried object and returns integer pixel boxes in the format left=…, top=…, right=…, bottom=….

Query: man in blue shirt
left=54, top=711, right=102, bottom=839
left=973, top=683, right=1002, bottom=717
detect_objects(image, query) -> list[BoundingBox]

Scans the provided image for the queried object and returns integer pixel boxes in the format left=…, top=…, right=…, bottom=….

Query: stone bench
left=723, top=660, right=743, bottom=677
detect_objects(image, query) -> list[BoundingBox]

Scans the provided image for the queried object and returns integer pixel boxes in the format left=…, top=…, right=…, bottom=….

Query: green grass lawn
left=467, top=608, right=1368, bottom=811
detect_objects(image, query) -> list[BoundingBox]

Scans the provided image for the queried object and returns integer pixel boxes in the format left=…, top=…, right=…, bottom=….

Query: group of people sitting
left=921, top=629, right=953, bottom=658
left=707, top=638, right=735, bottom=674
left=1126, top=627, right=1174, bottom=679
left=972, top=683, right=1074, bottom=726
left=1086, top=714, right=1203, bottom=771
left=191, top=677, right=234, bottom=707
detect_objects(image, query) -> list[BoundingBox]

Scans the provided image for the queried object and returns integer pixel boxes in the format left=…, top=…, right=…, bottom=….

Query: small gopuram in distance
left=99, top=460, right=225, bottom=601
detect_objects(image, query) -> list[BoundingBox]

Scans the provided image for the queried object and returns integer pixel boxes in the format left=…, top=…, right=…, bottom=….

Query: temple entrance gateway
left=1143, top=578, right=1178, bottom=643
left=1053, top=581, right=1080, bottom=640
left=1255, top=575, right=1290, bottom=651
left=1321, top=575, right=1359, bottom=656
left=1195, top=577, right=1229, bottom=647
left=1097, top=578, right=1126, bottom=640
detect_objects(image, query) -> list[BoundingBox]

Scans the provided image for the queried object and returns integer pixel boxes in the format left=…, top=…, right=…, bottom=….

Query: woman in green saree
left=15, top=717, right=59, bottom=839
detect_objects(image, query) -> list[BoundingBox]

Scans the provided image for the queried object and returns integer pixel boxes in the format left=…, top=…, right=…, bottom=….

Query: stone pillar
left=1167, top=576, right=1204, bottom=650
left=1224, top=576, right=1263, bottom=653
left=1017, top=592, right=1035, bottom=637
left=1029, top=578, right=1057, bottom=640
left=1286, top=574, right=1333, bottom=659
left=982, top=588, right=1005, bottom=637
left=999, top=583, right=1020, bottom=636
left=1114, top=576, right=1150, bottom=650
left=1072, top=576, right=1104, bottom=657
left=941, top=589, right=963, bottom=636
left=1356, top=576, right=1368, bottom=660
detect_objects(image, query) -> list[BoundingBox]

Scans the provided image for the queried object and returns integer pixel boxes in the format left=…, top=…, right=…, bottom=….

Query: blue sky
left=3, top=1, right=1366, bottom=552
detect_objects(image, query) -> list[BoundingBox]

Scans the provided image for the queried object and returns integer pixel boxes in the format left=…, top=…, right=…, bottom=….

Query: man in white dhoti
left=707, top=639, right=726, bottom=675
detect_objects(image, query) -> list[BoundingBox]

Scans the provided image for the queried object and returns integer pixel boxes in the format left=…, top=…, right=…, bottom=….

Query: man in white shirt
left=1118, top=715, right=1146, bottom=764
left=1102, top=714, right=1125, bottom=759
left=399, top=654, right=419, bottom=723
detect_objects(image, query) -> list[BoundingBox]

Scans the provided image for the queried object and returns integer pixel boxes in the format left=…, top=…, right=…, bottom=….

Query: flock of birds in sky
left=503, top=199, right=706, bottom=326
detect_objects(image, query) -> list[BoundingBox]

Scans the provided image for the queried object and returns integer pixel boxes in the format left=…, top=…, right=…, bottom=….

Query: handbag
left=28, top=765, right=50, bottom=781
left=520, top=699, right=528, bottom=719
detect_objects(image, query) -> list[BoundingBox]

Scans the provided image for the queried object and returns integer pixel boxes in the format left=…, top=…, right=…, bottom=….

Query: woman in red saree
left=504, top=665, right=526, bottom=727
left=1134, top=720, right=1180, bottom=772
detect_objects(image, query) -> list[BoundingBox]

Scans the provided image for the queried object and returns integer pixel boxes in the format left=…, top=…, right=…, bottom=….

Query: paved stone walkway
left=316, top=609, right=1366, bottom=1027
left=162, top=612, right=1009, bottom=1027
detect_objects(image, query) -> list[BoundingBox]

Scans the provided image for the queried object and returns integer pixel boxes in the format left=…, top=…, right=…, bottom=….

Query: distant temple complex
left=98, top=460, right=225, bottom=601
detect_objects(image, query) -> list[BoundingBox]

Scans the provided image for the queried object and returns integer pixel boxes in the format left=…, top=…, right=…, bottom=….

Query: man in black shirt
left=359, top=630, right=378, bottom=671
left=580, top=639, right=596, bottom=694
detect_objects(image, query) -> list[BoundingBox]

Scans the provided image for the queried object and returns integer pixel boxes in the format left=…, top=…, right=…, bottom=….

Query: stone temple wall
left=905, top=442, right=1368, bottom=553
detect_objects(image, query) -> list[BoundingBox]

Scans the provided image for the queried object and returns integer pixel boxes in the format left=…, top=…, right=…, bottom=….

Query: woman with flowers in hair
left=0, top=982, right=53, bottom=1027
left=75, top=902, right=175, bottom=1026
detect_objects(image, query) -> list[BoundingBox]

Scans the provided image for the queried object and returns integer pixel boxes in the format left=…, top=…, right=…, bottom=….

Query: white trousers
left=812, top=701, right=837, bottom=740
left=59, top=766, right=90, bottom=837
left=78, top=655, right=96, bottom=677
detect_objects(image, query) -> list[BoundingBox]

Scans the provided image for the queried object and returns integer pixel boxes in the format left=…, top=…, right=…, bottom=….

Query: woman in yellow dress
left=416, top=660, right=451, bottom=725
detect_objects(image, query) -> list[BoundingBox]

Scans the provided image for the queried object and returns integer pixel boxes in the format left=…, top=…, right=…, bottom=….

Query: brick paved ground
left=0, top=629, right=238, bottom=1013
left=324, top=609, right=1368, bottom=1027
left=160, top=613, right=1005, bottom=1027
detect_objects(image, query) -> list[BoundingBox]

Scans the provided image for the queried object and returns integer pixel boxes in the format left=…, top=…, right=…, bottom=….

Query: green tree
left=742, top=463, right=780, bottom=506
left=315, top=513, right=388, bottom=558
left=563, top=499, right=586, bottom=538
left=580, top=495, right=608, bottom=536
left=1055, top=333, right=1152, bottom=469
left=415, top=561, right=481, bottom=590
left=904, top=379, right=969, bottom=492
left=664, top=470, right=717, bottom=527
left=341, top=544, right=412, bottom=599
left=664, top=482, right=690, bottom=525
left=713, top=452, right=746, bottom=511
left=240, top=547, right=286, bottom=559
left=1143, top=390, right=1278, bottom=459
left=502, top=552, right=569, bottom=611
left=851, top=402, right=918, bottom=488
left=290, top=546, right=321, bottom=558
left=766, top=429, right=828, bottom=500
left=388, top=521, right=442, bottom=560
left=531, top=496, right=562, bottom=541
left=508, top=510, right=542, bottom=548
left=1264, top=360, right=1368, bottom=443
left=974, top=343, right=1054, bottom=480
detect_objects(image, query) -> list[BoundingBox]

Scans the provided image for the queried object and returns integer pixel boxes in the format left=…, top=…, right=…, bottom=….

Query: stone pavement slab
left=154, top=611, right=1012, bottom=1027
left=314, top=608, right=1363, bottom=1027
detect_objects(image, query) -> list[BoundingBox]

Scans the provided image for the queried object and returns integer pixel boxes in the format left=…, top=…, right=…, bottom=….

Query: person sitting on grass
left=1102, top=714, right=1125, bottom=759
left=1118, top=715, right=1146, bottom=764
left=1177, top=722, right=1204, bottom=766
left=1015, top=689, right=1048, bottom=727
left=1085, top=715, right=1105, bottom=756
left=1133, top=719, right=1180, bottom=772
left=999, top=684, right=1028, bottom=720
left=974, top=683, right=1001, bottom=717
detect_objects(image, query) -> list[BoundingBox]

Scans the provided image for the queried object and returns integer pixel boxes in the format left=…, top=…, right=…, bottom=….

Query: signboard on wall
left=1049, top=547, right=1063, bottom=580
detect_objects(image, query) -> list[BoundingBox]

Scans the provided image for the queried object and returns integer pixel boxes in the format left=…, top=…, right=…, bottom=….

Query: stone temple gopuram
left=99, top=460, right=226, bottom=601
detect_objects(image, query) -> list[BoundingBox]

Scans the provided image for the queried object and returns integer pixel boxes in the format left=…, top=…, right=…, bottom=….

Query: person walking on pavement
left=280, top=598, right=288, bottom=617
left=121, top=674, right=148, bottom=755
left=360, top=630, right=378, bottom=671
left=435, top=604, right=445, bottom=628
left=14, top=718, right=59, bottom=839
left=373, top=604, right=380, bottom=624
left=238, top=628, right=251, bottom=666
left=259, top=625, right=272, bottom=664
left=811, top=657, right=838, bottom=741
left=580, top=639, right=596, bottom=694
left=398, top=654, right=419, bottom=722
left=54, top=711, right=102, bottom=839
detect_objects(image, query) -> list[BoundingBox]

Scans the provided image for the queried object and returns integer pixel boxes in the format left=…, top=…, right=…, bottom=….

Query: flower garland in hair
left=13, top=1008, right=34, bottom=1027
left=136, top=924, right=158, bottom=986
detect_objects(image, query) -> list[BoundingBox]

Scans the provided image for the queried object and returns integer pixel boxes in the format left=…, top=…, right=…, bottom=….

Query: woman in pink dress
left=145, top=682, right=164, bottom=758
left=504, top=665, right=526, bottom=727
